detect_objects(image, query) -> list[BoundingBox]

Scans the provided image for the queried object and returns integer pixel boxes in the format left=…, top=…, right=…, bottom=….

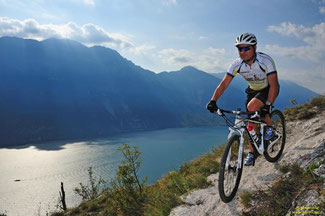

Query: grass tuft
left=239, top=191, right=254, bottom=208
left=284, top=96, right=325, bottom=121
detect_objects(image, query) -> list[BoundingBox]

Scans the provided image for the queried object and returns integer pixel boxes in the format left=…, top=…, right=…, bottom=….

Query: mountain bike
left=214, top=107, right=286, bottom=203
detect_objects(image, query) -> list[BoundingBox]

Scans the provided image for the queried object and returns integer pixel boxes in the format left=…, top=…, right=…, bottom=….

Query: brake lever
left=217, top=109, right=224, bottom=116
left=250, top=111, right=260, bottom=119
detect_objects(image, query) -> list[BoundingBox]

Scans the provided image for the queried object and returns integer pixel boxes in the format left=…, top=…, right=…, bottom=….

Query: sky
left=0, top=0, right=324, bottom=94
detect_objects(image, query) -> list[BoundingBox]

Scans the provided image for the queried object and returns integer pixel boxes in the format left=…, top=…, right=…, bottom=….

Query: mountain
left=0, top=37, right=318, bottom=147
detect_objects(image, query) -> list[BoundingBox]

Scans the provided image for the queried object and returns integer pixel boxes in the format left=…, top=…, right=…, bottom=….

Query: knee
left=247, top=99, right=263, bottom=112
left=247, top=103, right=258, bottom=112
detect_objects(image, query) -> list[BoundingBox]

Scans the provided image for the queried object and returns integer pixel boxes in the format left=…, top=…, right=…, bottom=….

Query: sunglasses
left=237, top=46, right=251, bottom=52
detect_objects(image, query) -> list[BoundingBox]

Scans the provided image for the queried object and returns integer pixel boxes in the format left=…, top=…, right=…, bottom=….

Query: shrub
left=310, top=96, right=325, bottom=109
left=239, top=191, right=254, bottom=208
left=74, top=167, right=105, bottom=201
left=105, top=144, right=148, bottom=216
left=49, top=212, right=65, bottom=216
left=88, top=203, right=100, bottom=212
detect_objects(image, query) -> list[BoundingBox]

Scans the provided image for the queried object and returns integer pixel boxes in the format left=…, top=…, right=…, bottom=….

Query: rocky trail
left=170, top=111, right=325, bottom=216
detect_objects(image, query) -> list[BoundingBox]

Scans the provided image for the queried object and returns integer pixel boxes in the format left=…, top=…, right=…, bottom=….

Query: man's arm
left=266, top=73, right=279, bottom=104
left=211, top=74, right=233, bottom=101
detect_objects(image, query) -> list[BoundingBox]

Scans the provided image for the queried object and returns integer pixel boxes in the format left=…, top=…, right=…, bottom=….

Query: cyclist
left=206, top=33, right=280, bottom=166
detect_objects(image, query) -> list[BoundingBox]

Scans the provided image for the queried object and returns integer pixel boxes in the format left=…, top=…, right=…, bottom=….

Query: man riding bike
left=206, top=33, right=280, bottom=166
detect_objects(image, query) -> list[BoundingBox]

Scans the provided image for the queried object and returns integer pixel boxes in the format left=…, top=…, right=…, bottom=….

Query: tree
left=106, top=144, right=148, bottom=216
left=74, top=167, right=105, bottom=201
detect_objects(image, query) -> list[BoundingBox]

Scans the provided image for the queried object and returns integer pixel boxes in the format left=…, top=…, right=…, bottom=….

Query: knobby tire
left=263, top=110, right=286, bottom=162
left=218, top=135, right=243, bottom=203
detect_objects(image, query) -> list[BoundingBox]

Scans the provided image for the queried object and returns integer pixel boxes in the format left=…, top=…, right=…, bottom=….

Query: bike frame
left=217, top=109, right=281, bottom=170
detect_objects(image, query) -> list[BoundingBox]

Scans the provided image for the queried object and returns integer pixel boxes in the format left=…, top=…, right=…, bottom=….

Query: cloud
left=162, top=0, right=177, bottom=6
left=199, top=36, right=208, bottom=40
left=267, top=22, right=325, bottom=60
left=264, top=44, right=323, bottom=63
left=158, top=48, right=230, bottom=72
left=204, top=47, right=226, bottom=55
left=128, top=44, right=156, bottom=56
left=267, top=22, right=325, bottom=44
left=266, top=21, right=325, bottom=94
left=83, top=0, right=95, bottom=6
left=68, top=0, right=95, bottom=6
left=320, top=6, right=325, bottom=13
left=0, top=17, right=133, bottom=49
left=158, top=48, right=193, bottom=65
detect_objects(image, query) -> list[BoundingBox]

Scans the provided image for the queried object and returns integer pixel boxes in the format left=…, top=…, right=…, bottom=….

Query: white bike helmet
left=235, top=33, right=257, bottom=46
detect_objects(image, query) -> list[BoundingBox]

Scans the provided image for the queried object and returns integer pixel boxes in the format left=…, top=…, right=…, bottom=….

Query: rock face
left=286, top=190, right=324, bottom=216
left=170, top=111, right=325, bottom=216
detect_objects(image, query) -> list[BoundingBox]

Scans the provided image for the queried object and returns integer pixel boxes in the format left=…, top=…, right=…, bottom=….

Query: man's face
left=237, top=45, right=256, bottom=62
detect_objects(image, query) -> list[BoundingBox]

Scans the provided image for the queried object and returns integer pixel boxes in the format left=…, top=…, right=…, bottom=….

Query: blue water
left=0, top=126, right=228, bottom=216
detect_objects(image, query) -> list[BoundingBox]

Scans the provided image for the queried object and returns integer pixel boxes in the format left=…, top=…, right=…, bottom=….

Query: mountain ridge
left=0, top=36, right=318, bottom=147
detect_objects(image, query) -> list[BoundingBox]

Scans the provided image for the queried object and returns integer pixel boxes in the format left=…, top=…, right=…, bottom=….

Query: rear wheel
left=218, top=135, right=243, bottom=203
left=264, top=110, right=286, bottom=162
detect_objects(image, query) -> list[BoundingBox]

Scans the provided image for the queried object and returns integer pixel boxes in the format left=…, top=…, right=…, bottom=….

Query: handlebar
left=214, top=108, right=260, bottom=119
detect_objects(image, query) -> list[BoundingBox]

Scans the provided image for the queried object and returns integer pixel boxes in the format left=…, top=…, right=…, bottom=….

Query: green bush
left=70, top=207, right=80, bottom=215
left=239, top=191, right=254, bottom=208
left=74, top=167, right=105, bottom=201
left=49, top=212, right=65, bottom=216
left=105, top=144, right=148, bottom=216
left=88, top=203, right=99, bottom=212
left=310, top=96, right=325, bottom=109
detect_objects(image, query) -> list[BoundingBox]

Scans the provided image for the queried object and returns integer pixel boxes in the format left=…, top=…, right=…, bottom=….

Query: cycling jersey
left=227, top=52, right=277, bottom=91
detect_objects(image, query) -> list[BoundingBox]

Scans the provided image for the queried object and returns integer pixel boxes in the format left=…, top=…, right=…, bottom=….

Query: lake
left=0, top=126, right=228, bottom=216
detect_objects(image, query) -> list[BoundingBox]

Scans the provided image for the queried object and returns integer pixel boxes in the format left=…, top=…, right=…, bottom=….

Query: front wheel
left=264, top=110, right=286, bottom=162
left=218, top=135, right=243, bottom=203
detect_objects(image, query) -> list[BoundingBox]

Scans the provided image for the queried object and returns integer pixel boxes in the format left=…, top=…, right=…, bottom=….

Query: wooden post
left=59, top=182, right=67, bottom=211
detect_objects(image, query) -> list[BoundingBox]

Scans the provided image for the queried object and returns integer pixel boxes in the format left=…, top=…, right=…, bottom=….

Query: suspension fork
left=237, top=131, right=245, bottom=169
left=225, top=129, right=245, bottom=170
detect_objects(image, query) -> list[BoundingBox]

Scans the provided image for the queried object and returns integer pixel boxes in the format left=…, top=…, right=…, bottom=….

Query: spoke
left=224, top=159, right=238, bottom=195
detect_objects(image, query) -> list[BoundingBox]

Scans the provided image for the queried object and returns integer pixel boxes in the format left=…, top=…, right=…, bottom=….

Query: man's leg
left=246, top=97, right=264, bottom=152
left=262, top=115, right=273, bottom=126
left=245, top=87, right=272, bottom=166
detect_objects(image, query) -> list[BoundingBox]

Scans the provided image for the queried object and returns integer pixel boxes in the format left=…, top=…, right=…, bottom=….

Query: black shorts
left=245, top=86, right=270, bottom=110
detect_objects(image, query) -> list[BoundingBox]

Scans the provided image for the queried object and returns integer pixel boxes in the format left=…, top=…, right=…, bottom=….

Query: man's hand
left=206, top=100, right=218, bottom=113
left=261, top=101, right=273, bottom=116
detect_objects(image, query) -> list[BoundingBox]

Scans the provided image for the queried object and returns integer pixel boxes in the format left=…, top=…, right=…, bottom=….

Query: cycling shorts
left=245, top=85, right=280, bottom=113
left=245, top=86, right=270, bottom=110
